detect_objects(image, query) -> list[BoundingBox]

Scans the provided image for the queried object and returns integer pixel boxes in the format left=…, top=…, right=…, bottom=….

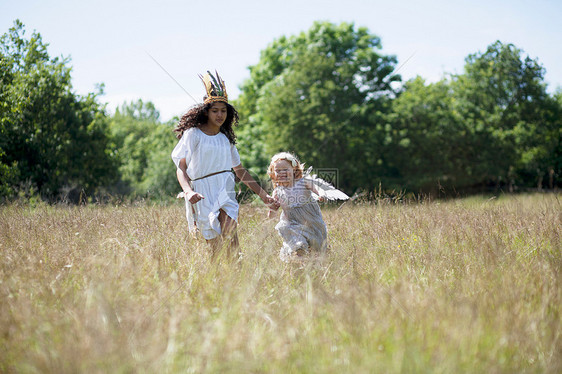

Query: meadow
left=1, top=193, right=560, bottom=373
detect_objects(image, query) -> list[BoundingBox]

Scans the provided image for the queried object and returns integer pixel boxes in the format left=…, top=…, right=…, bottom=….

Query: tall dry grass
left=1, top=194, right=560, bottom=373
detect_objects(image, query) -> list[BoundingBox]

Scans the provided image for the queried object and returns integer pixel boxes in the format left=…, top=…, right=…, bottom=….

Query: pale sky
left=2, top=0, right=561, bottom=121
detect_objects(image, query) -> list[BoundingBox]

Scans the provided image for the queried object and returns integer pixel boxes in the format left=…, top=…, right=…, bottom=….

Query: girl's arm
left=233, top=164, right=279, bottom=209
left=304, top=178, right=326, bottom=202
left=267, top=189, right=279, bottom=218
left=176, top=158, right=204, bottom=204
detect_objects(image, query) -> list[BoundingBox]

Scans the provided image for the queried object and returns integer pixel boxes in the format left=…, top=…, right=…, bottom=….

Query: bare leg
left=206, top=237, right=222, bottom=260
left=218, top=209, right=239, bottom=257
left=207, top=209, right=238, bottom=260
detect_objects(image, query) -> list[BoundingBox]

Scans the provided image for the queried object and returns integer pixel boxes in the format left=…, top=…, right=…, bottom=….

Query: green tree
left=546, top=91, right=562, bottom=188
left=453, top=41, right=556, bottom=190
left=236, top=21, right=400, bottom=192
left=387, top=77, right=469, bottom=192
left=0, top=20, right=118, bottom=201
left=387, top=41, right=560, bottom=193
left=108, top=99, right=178, bottom=198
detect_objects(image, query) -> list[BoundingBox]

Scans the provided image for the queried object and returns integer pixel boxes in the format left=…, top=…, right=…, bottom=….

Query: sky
left=2, top=0, right=562, bottom=121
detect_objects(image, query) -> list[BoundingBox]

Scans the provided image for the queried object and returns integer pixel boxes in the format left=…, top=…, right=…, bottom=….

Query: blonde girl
left=267, top=152, right=348, bottom=258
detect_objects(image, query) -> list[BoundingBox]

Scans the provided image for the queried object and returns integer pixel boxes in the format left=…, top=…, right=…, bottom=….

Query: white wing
left=304, top=168, right=349, bottom=201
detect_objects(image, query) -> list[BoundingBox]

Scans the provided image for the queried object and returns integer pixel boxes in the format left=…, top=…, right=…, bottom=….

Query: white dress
left=171, top=128, right=241, bottom=239
left=274, top=178, right=328, bottom=257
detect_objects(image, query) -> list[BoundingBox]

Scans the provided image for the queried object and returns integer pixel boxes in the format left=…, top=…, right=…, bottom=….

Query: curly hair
left=267, top=152, right=304, bottom=188
left=173, top=101, right=239, bottom=144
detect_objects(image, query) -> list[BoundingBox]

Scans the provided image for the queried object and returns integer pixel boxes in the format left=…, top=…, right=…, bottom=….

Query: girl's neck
left=199, top=123, right=220, bottom=135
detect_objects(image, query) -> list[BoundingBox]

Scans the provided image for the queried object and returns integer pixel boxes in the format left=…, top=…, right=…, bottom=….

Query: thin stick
left=145, top=51, right=199, bottom=105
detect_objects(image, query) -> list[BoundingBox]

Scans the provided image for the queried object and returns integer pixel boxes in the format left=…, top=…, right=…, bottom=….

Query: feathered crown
left=199, top=70, right=228, bottom=105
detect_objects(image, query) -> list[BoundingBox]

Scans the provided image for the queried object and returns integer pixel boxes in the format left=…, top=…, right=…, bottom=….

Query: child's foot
left=294, top=248, right=306, bottom=257
left=279, top=243, right=309, bottom=261
left=293, top=244, right=309, bottom=257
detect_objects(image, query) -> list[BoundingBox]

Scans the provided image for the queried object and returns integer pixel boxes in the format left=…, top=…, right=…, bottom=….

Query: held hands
left=263, top=194, right=280, bottom=211
left=266, top=194, right=280, bottom=219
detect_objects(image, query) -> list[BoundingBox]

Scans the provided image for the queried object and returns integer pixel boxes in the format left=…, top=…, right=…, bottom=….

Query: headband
left=271, top=152, right=298, bottom=167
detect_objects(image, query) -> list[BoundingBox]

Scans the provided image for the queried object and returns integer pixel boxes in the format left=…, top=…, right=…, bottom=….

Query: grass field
left=1, top=193, right=561, bottom=373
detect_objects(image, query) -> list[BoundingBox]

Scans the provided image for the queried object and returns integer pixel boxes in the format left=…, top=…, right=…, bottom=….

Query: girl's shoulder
left=183, top=127, right=203, bottom=147
left=179, top=127, right=198, bottom=141
left=185, top=127, right=199, bottom=137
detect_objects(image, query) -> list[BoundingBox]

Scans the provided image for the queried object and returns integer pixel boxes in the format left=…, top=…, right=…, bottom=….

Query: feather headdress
left=199, top=70, right=228, bottom=105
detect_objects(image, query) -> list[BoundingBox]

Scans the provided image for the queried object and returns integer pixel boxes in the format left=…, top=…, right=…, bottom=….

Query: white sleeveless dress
left=171, top=128, right=241, bottom=239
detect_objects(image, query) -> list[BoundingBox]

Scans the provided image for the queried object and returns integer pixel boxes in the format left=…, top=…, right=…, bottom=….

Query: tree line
left=1, top=20, right=560, bottom=203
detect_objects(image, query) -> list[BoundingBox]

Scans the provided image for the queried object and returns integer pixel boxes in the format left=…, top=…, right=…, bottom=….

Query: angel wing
left=304, top=167, right=349, bottom=201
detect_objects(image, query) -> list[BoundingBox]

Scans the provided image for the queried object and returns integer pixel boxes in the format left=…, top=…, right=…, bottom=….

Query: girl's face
left=207, top=102, right=228, bottom=128
left=273, top=159, right=295, bottom=187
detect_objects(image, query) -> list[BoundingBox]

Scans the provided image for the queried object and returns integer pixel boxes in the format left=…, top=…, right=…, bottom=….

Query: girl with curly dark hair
left=171, top=71, right=277, bottom=258
left=173, top=101, right=238, bottom=143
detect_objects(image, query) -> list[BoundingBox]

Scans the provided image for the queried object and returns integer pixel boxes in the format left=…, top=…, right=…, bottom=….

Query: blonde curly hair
left=267, top=152, right=304, bottom=188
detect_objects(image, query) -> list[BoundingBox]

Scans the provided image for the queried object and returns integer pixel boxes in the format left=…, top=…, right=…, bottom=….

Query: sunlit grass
left=1, top=193, right=560, bottom=373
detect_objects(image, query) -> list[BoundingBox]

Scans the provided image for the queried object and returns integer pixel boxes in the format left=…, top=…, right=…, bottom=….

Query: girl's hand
left=186, top=191, right=205, bottom=204
left=263, top=195, right=280, bottom=210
